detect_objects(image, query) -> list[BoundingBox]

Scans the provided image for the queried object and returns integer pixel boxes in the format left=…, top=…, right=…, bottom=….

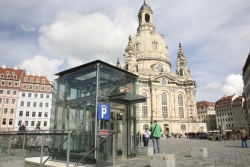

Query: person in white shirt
left=143, top=128, right=151, bottom=146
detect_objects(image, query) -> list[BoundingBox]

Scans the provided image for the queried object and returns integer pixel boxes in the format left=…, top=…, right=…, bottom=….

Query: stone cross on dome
left=144, top=0, right=146, bottom=4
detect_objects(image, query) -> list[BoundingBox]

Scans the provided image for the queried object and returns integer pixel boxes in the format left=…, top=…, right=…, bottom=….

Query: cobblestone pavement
left=114, top=138, right=250, bottom=167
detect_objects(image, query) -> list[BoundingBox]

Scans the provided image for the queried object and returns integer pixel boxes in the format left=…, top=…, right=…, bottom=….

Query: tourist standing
left=149, top=120, right=162, bottom=154
left=143, top=128, right=151, bottom=146
left=240, top=128, right=248, bottom=148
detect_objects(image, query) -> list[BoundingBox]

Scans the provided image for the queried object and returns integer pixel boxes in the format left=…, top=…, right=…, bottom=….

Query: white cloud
left=38, top=6, right=137, bottom=67
left=19, top=55, right=64, bottom=81
left=221, top=74, right=243, bottom=96
left=20, top=23, right=36, bottom=32
left=201, top=82, right=222, bottom=91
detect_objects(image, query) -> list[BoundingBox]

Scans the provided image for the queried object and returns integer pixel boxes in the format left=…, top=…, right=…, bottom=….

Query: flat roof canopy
left=109, top=92, right=146, bottom=104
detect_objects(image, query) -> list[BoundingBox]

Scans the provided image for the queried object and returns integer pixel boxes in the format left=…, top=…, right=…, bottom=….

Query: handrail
left=74, top=130, right=116, bottom=167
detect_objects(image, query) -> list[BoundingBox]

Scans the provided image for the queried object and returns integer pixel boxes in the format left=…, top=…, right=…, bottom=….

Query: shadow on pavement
left=225, top=146, right=241, bottom=147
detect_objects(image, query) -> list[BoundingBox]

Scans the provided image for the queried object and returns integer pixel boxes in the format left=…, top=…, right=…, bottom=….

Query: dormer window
left=13, top=75, right=17, bottom=79
left=30, top=78, right=34, bottom=82
left=6, top=71, right=9, bottom=74
left=42, top=79, right=45, bottom=83
left=24, top=77, right=28, bottom=82
left=12, top=72, right=15, bottom=75
left=0, top=74, right=3, bottom=78
left=7, top=75, right=11, bottom=78
left=36, top=78, right=40, bottom=83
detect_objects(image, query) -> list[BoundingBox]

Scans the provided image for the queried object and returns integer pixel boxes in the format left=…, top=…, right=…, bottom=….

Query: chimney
left=27, top=72, right=29, bottom=76
left=2, top=65, right=7, bottom=69
left=38, top=74, right=41, bottom=77
left=33, top=73, right=36, bottom=76
left=14, top=66, right=18, bottom=70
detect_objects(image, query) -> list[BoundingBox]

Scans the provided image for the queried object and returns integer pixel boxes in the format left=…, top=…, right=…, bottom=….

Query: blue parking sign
left=98, top=103, right=110, bottom=120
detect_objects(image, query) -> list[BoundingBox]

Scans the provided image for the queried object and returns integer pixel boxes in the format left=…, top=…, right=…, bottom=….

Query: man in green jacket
left=149, top=120, right=162, bottom=154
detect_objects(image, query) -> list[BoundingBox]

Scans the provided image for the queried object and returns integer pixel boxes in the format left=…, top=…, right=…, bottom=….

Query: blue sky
left=0, top=0, right=249, bottom=102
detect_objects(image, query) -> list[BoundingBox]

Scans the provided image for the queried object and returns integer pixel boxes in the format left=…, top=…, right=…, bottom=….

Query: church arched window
left=180, top=69, right=183, bottom=76
left=162, top=92, right=168, bottom=118
left=158, top=64, right=162, bottom=73
left=135, top=43, right=140, bottom=51
left=142, top=92, right=147, bottom=105
left=181, top=124, right=186, bottom=131
left=145, top=13, right=150, bottom=22
left=178, top=94, right=183, bottom=106
left=153, top=42, right=157, bottom=50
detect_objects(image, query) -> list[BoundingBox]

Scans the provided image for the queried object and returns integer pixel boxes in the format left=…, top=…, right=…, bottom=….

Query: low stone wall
left=0, top=154, right=25, bottom=167
left=25, top=161, right=53, bottom=167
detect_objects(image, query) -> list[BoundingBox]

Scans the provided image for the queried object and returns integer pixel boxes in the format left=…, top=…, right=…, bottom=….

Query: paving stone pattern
left=114, top=138, right=250, bottom=167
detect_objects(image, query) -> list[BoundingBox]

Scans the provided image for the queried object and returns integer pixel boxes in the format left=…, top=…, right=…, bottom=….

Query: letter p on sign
left=98, top=103, right=110, bottom=120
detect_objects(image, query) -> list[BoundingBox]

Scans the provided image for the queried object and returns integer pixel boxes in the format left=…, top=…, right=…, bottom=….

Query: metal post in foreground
left=40, top=134, right=45, bottom=166
left=112, top=132, right=115, bottom=166
left=7, top=134, right=11, bottom=155
left=22, top=134, right=26, bottom=158
left=66, top=131, right=71, bottom=167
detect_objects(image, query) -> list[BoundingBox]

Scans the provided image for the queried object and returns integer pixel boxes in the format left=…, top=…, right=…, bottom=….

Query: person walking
left=240, top=128, right=248, bottom=148
left=143, top=128, right=151, bottom=146
left=17, top=122, right=28, bottom=146
left=32, top=124, right=45, bottom=146
left=149, top=120, right=162, bottom=154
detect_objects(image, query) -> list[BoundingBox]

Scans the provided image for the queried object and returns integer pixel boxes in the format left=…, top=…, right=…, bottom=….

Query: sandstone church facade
left=119, top=1, right=200, bottom=134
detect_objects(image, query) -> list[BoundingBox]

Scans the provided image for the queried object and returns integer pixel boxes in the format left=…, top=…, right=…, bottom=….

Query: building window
left=8, top=81, right=11, bottom=86
left=10, top=108, right=14, bottom=114
left=31, top=121, right=35, bottom=126
left=19, top=111, right=23, bottom=116
left=9, top=119, right=13, bottom=125
left=40, top=94, right=44, bottom=98
left=27, top=102, right=30, bottom=107
left=42, top=79, right=45, bottom=83
left=25, top=121, right=28, bottom=126
left=46, top=94, right=50, bottom=98
left=12, top=99, right=15, bottom=104
left=32, top=112, right=36, bottom=117
left=158, top=64, right=162, bottom=73
left=30, top=78, right=34, bottom=82
left=5, top=98, right=9, bottom=104
left=178, top=94, right=183, bottom=106
left=45, top=103, right=49, bottom=108
left=44, top=112, right=48, bottom=117
left=7, top=90, right=10, bottom=95
left=0, top=90, right=3, bottom=94
left=135, top=43, right=139, bottom=51
left=47, top=86, right=50, bottom=91
left=22, top=93, right=25, bottom=97
left=28, top=93, right=31, bottom=97
left=13, top=75, right=17, bottom=79
left=18, top=120, right=22, bottom=126
left=41, top=86, right=45, bottom=91
left=38, top=112, right=42, bottom=117
left=29, top=85, right=33, bottom=89
left=23, top=85, right=27, bottom=89
left=44, top=121, right=47, bottom=126
left=180, top=69, right=183, bottom=76
left=36, top=78, right=40, bottom=83
left=26, top=111, right=29, bottom=117
left=34, top=93, right=38, bottom=98
left=162, top=92, right=167, bottom=105
left=162, top=106, right=168, bottom=118
left=38, top=121, right=41, bottom=125
left=2, top=118, right=6, bottom=125
left=20, top=101, right=24, bottom=106
left=24, top=77, right=28, bottom=82
left=14, top=82, right=18, bottom=87
left=1, top=81, right=5, bottom=86
left=179, top=107, right=184, bottom=118
left=35, top=86, right=39, bottom=90
left=39, top=102, right=43, bottom=108
left=13, top=91, right=17, bottom=95
left=181, top=124, right=186, bottom=131
left=33, top=102, right=37, bottom=107
left=143, top=124, right=149, bottom=131
left=142, top=106, right=148, bottom=118
left=4, top=108, right=8, bottom=114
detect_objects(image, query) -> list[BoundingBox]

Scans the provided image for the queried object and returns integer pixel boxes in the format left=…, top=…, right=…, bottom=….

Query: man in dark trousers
left=149, top=120, right=162, bottom=154
left=17, top=122, right=27, bottom=146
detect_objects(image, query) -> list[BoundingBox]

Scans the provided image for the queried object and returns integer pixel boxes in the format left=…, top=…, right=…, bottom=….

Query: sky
left=0, top=0, right=249, bottom=102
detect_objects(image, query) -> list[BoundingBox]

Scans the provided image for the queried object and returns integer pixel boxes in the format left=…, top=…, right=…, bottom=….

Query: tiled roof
left=232, top=96, right=243, bottom=107
left=215, top=95, right=234, bottom=109
left=0, top=67, right=24, bottom=80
